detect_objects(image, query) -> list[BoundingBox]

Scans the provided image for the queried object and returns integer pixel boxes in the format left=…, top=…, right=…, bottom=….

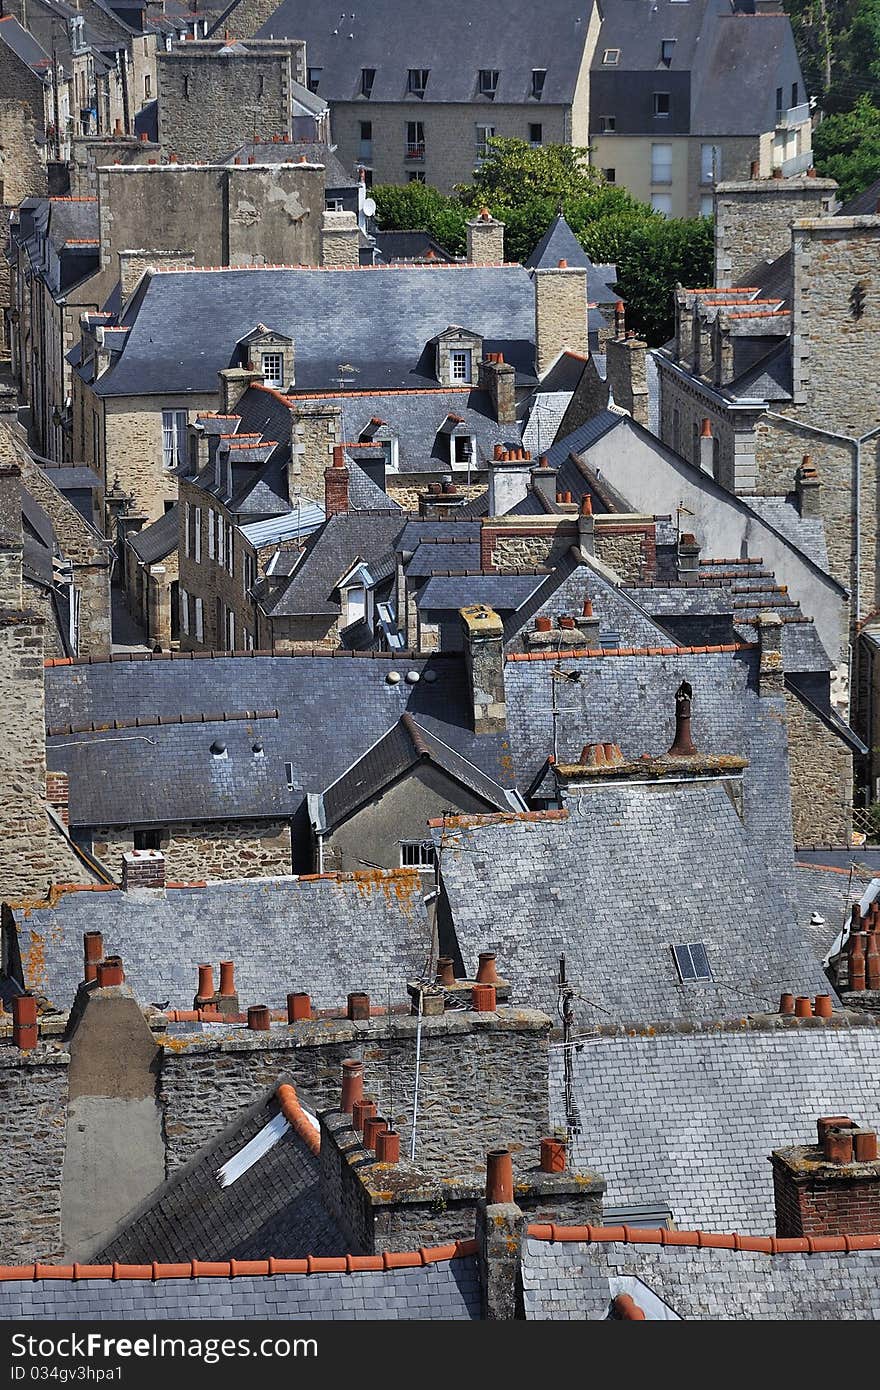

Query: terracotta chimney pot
left=485, top=1148, right=514, bottom=1204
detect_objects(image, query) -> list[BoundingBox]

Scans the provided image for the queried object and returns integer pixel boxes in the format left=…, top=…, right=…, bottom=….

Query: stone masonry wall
left=0, top=100, right=47, bottom=205
left=88, top=392, right=216, bottom=525
left=593, top=529, right=648, bottom=583
left=713, top=178, right=836, bottom=286
left=158, top=1010, right=551, bottom=1177
left=90, top=820, right=292, bottom=881
left=0, top=1050, right=69, bottom=1262
left=157, top=51, right=301, bottom=164
left=784, top=689, right=852, bottom=846
left=534, top=268, right=588, bottom=376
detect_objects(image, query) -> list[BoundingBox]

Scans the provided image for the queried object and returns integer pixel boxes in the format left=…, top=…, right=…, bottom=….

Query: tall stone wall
left=90, top=820, right=293, bottom=881
left=713, top=177, right=837, bottom=286
left=784, top=689, right=852, bottom=846
left=157, top=47, right=305, bottom=164
left=0, top=100, right=47, bottom=205
left=0, top=1049, right=69, bottom=1262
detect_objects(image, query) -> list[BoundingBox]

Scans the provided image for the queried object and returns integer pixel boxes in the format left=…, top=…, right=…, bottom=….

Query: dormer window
left=661, top=39, right=676, bottom=66
left=261, top=352, right=284, bottom=388
left=408, top=68, right=429, bottom=98
left=450, top=349, right=473, bottom=383
left=361, top=67, right=376, bottom=98
left=531, top=69, right=547, bottom=100
left=478, top=69, right=499, bottom=99
left=307, top=67, right=322, bottom=93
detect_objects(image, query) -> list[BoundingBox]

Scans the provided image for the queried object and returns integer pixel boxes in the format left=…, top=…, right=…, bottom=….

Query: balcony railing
left=404, top=142, right=425, bottom=161
left=776, top=101, right=810, bottom=130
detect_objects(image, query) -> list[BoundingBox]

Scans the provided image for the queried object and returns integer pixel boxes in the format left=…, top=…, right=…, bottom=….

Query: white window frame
left=226, top=523, right=235, bottom=577
left=207, top=509, right=215, bottom=559
left=475, top=124, right=495, bottom=159
left=194, top=596, right=204, bottom=642
left=602, top=48, right=620, bottom=64
left=193, top=505, right=201, bottom=563
left=216, top=514, right=224, bottom=567
left=184, top=501, right=190, bottom=558
left=162, top=409, right=188, bottom=469
left=651, top=142, right=673, bottom=185
left=450, top=349, right=472, bottom=383
left=651, top=192, right=672, bottom=216
left=400, top=840, right=437, bottom=868
left=226, top=608, right=235, bottom=650
left=700, top=143, right=722, bottom=185
left=452, top=434, right=476, bottom=468
left=179, top=587, right=189, bottom=634
left=261, top=351, right=284, bottom=388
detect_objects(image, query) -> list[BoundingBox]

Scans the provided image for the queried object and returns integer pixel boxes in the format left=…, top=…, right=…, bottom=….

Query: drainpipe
left=764, top=413, right=880, bottom=699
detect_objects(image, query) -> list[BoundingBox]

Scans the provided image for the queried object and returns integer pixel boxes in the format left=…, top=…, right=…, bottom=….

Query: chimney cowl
left=667, top=681, right=697, bottom=757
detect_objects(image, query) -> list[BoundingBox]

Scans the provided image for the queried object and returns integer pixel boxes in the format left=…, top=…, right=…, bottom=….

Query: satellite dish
left=363, top=196, right=376, bottom=218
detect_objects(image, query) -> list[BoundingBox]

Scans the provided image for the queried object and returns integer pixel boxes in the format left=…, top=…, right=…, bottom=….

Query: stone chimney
left=577, top=494, right=595, bottom=555
left=460, top=604, right=506, bottom=734
left=478, top=353, right=516, bottom=424
left=418, top=479, right=467, bottom=520
left=605, top=335, right=649, bottom=428
left=324, top=448, right=349, bottom=517
left=532, top=262, right=588, bottom=375
left=529, top=458, right=556, bottom=510
left=699, top=418, right=715, bottom=475
left=0, top=464, right=23, bottom=608
left=676, top=531, right=700, bottom=577
left=796, top=455, right=821, bottom=518
left=121, top=849, right=166, bottom=895
left=218, top=365, right=262, bottom=415
left=288, top=400, right=343, bottom=504
left=488, top=445, right=533, bottom=516
left=772, top=1116, right=880, bottom=1237
left=756, top=611, right=784, bottom=696
left=713, top=174, right=838, bottom=287
left=320, top=210, right=359, bottom=268
left=466, top=208, right=505, bottom=264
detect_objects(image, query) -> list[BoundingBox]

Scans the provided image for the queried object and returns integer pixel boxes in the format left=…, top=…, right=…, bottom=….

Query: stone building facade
left=88, top=820, right=293, bottom=882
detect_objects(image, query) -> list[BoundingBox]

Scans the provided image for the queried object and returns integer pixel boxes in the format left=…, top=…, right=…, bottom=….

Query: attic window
left=408, top=68, right=429, bottom=98
left=531, top=69, right=547, bottom=100
left=478, top=69, right=499, bottom=99
left=661, top=39, right=675, bottom=66
left=400, top=840, right=437, bottom=868
left=261, top=352, right=284, bottom=388
left=602, top=49, right=620, bottom=65
left=672, top=943, right=712, bottom=983
left=361, top=67, right=376, bottom=98
left=307, top=67, right=322, bottom=93
left=450, top=349, right=473, bottom=383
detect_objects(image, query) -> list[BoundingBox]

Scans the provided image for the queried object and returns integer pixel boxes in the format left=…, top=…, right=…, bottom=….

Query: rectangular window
left=672, top=942, right=712, bottom=983
left=653, top=92, right=671, bottom=117
left=227, top=608, right=235, bottom=650
left=193, top=505, right=201, bottom=563
left=603, top=167, right=616, bottom=183
left=144, top=74, right=151, bottom=98
left=408, top=68, right=429, bottom=98
left=791, top=81, right=798, bottom=108
left=207, top=510, right=215, bottom=560
left=361, top=67, right=375, bottom=98
left=651, top=192, right=672, bottom=215
left=400, top=840, right=437, bottom=868
left=307, top=67, right=322, bottom=93
left=602, top=48, right=620, bottom=64
left=179, top=587, right=189, bottom=634
left=529, top=123, right=542, bottom=146
left=700, top=194, right=713, bottom=218
left=226, top=523, right=235, bottom=576
left=216, top=514, right=224, bottom=567
left=358, top=120, right=372, bottom=160
left=478, top=69, right=499, bottom=99
left=184, top=502, right=190, bottom=558
left=244, top=627, right=254, bottom=650
left=161, top=410, right=187, bottom=469
left=92, top=410, right=100, bottom=472
left=531, top=69, right=546, bottom=100
left=661, top=39, right=675, bottom=65
left=134, top=828, right=163, bottom=851
left=405, top=121, right=425, bottom=159
left=475, top=124, right=495, bottom=159
left=599, top=115, right=616, bottom=133
left=261, top=352, right=284, bottom=388
left=407, top=171, right=426, bottom=183
left=700, top=143, right=721, bottom=183
left=450, top=349, right=472, bottom=383
left=651, top=142, right=672, bottom=184
left=194, top=596, right=204, bottom=642
left=776, top=86, right=783, bottom=118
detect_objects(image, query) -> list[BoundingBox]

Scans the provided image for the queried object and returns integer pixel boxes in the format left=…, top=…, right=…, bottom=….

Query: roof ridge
left=0, top=1240, right=479, bottom=1282
left=44, top=650, right=462, bottom=667
left=400, top=710, right=431, bottom=757
left=429, top=809, right=568, bottom=829
left=505, top=643, right=756, bottom=663
left=275, top=1082, right=320, bottom=1157
left=525, top=1224, right=880, bottom=1255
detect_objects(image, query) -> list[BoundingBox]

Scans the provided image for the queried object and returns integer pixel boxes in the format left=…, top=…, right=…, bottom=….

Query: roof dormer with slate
left=236, top=324, right=295, bottom=392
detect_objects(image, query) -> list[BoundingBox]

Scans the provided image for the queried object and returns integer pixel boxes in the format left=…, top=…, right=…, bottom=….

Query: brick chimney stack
left=772, top=1116, right=880, bottom=1237
left=324, top=448, right=349, bottom=517
left=121, top=849, right=166, bottom=894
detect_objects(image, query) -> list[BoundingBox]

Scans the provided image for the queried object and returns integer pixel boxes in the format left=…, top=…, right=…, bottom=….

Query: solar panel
left=672, top=943, right=712, bottom=983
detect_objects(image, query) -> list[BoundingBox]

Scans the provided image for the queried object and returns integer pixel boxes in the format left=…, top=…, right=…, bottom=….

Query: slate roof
left=127, top=505, right=179, bottom=564
left=223, top=142, right=355, bottom=188
left=521, top=1231, right=880, bottom=1320
left=244, top=0, right=595, bottom=105
left=10, top=872, right=432, bottom=1011
left=260, top=511, right=404, bottom=617
left=44, top=650, right=515, bottom=828
left=0, top=1256, right=481, bottom=1320
left=405, top=539, right=482, bottom=577
left=838, top=176, right=880, bottom=217
left=319, top=713, right=513, bottom=830
left=437, top=782, right=829, bottom=1023
left=95, top=1086, right=345, bottom=1263
left=373, top=231, right=459, bottom=264
left=690, top=14, right=804, bottom=137
left=744, top=496, right=827, bottom=570
left=504, top=551, right=676, bottom=651
left=417, top=573, right=542, bottom=614
left=85, top=265, right=538, bottom=397
left=726, top=337, right=792, bottom=403
left=546, top=1020, right=880, bottom=1235
left=0, top=15, right=51, bottom=78
left=524, top=216, right=618, bottom=304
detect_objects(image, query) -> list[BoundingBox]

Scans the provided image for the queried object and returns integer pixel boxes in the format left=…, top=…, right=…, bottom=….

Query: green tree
left=614, top=217, right=714, bottom=346
left=813, top=94, right=880, bottom=198
left=371, top=181, right=468, bottom=253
